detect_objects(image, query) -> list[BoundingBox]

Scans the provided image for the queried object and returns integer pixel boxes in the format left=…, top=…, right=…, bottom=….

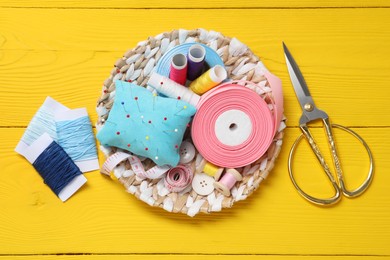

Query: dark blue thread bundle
left=32, top=141, right=83, bottom=196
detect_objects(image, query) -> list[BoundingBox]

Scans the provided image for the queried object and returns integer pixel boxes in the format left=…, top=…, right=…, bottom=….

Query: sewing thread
left=164, top=164, right=193, bottom=192
left=189, top=65, right=227, bottom=95
left=33, top=141, right=83, bottom=197
left=214, top=168, right=242, bottom=196
left=198, top=158, right=224, bottom=180
left=148, top=72, right=200, bottom=107
left=56, top=116, right=97, bottom=164
left=155, top=43, right=224, bottom=81
left=169, top=53, right=188, bottom=85
left=23, top=107, right=58, bottom=145
left=187, top=44, right=206, bottom=81
left=19, top=97, right=69, bottom=148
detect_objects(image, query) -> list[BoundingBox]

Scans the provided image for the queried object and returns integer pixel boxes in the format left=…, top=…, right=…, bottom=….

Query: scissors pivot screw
left=304, top=103, right=314, bottom=112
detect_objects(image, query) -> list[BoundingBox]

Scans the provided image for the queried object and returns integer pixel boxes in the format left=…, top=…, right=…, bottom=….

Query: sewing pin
left=153, top=92, right=157, bottom=111
left=134, top=96, right=141, bottom=112
left=174, top=105, right=188, bottom=116
left=163, top=128, right=179, bottom=136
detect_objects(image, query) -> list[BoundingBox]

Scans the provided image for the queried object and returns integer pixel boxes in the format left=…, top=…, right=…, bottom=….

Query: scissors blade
left=283, top=43, right=311, bottom=98
left=283, top=43, right=326, bottom=123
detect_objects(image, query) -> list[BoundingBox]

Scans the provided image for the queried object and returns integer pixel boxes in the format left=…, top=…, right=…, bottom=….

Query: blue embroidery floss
left=55, top=108, right=99, bottom=172
left=15, top=96, right=69, bottom=154
left=20, top=133, right=87, bottom=202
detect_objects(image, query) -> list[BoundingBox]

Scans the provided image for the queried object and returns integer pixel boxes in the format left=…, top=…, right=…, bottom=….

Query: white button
left=192, top=173, right=215, bottom=196
left=179, top=141, right=196, bottom=164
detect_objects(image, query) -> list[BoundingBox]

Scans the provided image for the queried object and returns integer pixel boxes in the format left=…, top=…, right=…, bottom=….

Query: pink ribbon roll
left=164, top=164, right=193, bottom=192
left=191, top=79, right=281, bottom=168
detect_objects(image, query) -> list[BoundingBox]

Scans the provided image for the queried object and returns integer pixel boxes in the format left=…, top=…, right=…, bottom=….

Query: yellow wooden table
left=1, top=1, right=389, bottom=259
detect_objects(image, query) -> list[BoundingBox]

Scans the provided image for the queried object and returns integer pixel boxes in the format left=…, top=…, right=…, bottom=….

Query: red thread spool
left=169, top=53, right=188, bottom=85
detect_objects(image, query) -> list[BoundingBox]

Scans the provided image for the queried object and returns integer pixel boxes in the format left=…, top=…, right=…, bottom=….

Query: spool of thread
left=19, top=133, right=87, bottom=202
left=187, top=44, right=206, bottom=81
left=197, top=158, right=224, bottom=180
left=55, top=108, right=99, bottom=173
left=15, top=96, right=69, bottom=154
left=164, top=164, right=193, bottom=192
left=155, top=43, right=224, bottom=80
left=148, top=72, right=200, bottom=107
left=169, top=53, right=188, bottom=85
left=213, top=168, right=242, bottom=196
left=189, top=65, right=227, bottom=95
left=191, top=83, right=275, bottom=168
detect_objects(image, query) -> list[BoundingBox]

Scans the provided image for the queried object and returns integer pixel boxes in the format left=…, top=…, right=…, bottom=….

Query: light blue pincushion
left=97, top=80, right=196, bottom=166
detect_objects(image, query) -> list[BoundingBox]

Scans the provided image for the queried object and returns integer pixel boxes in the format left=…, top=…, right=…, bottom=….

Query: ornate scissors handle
left=288, top=120, right=374, bottom=205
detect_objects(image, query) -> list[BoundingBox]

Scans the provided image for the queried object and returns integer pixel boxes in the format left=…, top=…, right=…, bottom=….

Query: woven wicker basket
left=96, top=29, right=285, bottom=217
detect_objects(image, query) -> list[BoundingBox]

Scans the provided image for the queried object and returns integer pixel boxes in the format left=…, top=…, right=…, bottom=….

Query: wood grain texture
left=1, top=0, right=390, bottom=8
left=1, top=8, right=390, bottom=127
left=1, top=257, right=389, bottom=260
left=1, top=1, right=390, bottom=259
left=1, top=127, right=389, bottom=256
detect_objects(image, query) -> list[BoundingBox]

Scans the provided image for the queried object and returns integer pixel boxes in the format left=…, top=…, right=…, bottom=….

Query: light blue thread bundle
left=22, top=106, right=58, bottom=145
left=56, top=116, right=97, bottom=163
left=18, top=97, right=69, bottom=149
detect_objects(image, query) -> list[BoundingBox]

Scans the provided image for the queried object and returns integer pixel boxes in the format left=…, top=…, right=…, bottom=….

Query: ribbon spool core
left=214, top=109, right=252, bottom=146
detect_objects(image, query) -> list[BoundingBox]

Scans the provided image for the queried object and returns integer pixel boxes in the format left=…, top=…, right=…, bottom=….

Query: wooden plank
left=1, top=4, right=390, bottom=259
left=0, top=50, right=118, bottom=127
left=0, top=47, right=388, bottom=127
left=0, top=0, right=390, bottom=8
left=0, top=256, right=388, bottom=259
left=1, top=127, right=389, bottom=255
left=2, top=8, right=390, bottom=52
left=1, top=8, right=390, bottom=127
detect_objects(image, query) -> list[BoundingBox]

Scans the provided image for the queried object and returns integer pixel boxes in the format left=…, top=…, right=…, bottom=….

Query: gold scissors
left=283, top=43, right=374, bottom=205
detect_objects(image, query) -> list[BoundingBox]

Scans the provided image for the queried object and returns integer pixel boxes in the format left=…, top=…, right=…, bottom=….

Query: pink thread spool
left=169, top=53, right=188, bottom=85
left=213, top=168, right=242, bottom=196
